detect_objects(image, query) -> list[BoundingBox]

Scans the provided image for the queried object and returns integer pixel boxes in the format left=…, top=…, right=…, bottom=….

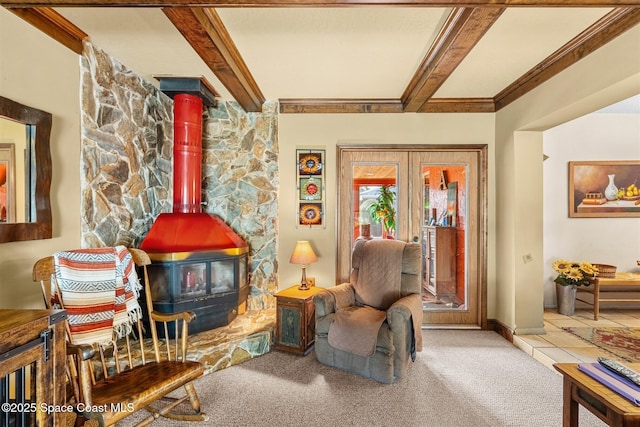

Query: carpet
left=125, top=330, right=605, bottom=427
left=563, top=327, right=640, bottom=363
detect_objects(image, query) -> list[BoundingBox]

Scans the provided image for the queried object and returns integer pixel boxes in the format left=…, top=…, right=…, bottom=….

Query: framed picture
left=0, top=143, right=16, bottom=223
left=299, top=177, right=322, bottom=201
left=296, top=148, right=326, bottom=228
left=299, top=203, right=323, bottom=226
left=569, top=160, right=640, bottom=218
left=298, top=151, right=323, bottom=176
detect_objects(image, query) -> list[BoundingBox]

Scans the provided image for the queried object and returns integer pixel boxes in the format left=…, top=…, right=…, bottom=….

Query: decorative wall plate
left=300, top=177, right=322, bottom=200
left=299, top=203, right=322, bottom=226
left=299, top=152, right=323, bottom=175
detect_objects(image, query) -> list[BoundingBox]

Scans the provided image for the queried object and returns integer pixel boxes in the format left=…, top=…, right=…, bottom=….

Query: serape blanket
left=578, top=362, right=640, bottom=406
left=52, top=246, right=142, bottom=346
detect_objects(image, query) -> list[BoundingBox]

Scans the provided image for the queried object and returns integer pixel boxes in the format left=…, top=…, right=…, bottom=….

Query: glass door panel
left=420, top=164, right=467, bottom=310
left=353, top=164, right=398, bottom=245
left=410, top=151, right=481, bottom=326
left=337, top=150, right=408, bottom=284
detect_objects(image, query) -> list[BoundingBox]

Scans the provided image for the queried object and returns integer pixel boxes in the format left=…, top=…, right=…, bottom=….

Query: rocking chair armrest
left=66, top=342, right=96, bottom=361
left=150, top=310, right=197, bottom=324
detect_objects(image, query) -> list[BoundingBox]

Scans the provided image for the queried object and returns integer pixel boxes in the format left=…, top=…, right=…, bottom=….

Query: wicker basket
left=594, top=263, right=617, bottom=278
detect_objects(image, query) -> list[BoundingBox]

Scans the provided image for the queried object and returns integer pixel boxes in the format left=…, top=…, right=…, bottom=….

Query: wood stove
left=139, top=79, right=249, bottom=336
left=144, top=244, right=249, bottom=335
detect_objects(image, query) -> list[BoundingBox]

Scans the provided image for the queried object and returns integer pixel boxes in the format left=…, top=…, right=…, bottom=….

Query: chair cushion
left=352, top=239, right=406, bottom=310
left=328, top=305, right=386, bottom=357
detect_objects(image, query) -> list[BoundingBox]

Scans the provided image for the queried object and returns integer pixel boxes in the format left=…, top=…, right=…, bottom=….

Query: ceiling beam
left=279, top=99, right=404, bottom=113
left=402, top=7, right=503, bottom=112
left=8, top=7, right=87, bottom=54
left=420, top=98, right=495, bottom=112
left=163, top=7, right=265, bottom=112
left=279, top=98, right=496, bottom=113
left=494, top=7, right=640, bottom=111
left=3, top=1, right=640, bottom=7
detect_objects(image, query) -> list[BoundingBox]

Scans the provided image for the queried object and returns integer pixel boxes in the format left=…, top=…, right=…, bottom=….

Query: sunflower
left=552, top=259, right=598, bottom=286
left=299, top=153, right=322, bottom=174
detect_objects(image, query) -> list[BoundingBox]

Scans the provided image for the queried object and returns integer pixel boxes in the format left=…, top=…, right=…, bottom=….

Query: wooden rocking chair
left=33, top=247, right=207, bottom=426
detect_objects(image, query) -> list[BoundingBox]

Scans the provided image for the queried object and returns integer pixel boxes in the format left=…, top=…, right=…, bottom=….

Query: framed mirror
left=0, top=95, right=52, bottom=243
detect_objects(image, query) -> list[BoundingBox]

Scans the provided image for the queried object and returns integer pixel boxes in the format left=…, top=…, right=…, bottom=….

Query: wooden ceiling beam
left=402, top=7, right=503, bottom=112
left=8, top=7, right=87, bottom=54
left=279, top=99, right=404, bottom=114
left=494, top=7, right=640, bottom=111
left=279, top=98, right=496, bottom=113
left=3, top=1, right=640, bottom=7
left=163, top=7, right=265, bottom=112
left=419, top=98, right=495, bottom=112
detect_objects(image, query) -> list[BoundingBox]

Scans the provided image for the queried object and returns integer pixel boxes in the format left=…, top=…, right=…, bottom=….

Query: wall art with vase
left=569, top=160, right=640, bottom=218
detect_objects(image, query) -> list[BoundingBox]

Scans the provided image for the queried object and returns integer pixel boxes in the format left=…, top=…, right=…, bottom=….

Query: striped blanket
left=52, top=246, right=142, bottom=346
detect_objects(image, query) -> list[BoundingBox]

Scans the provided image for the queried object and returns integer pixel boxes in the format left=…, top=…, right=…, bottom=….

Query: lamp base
left=298, top=266, right=309, bottom=291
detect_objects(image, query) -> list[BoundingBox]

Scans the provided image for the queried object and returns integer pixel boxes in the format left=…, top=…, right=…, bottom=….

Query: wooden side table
left=554, top=362, right=640, bottom=426
left=275, top=285, right=324, bottom=355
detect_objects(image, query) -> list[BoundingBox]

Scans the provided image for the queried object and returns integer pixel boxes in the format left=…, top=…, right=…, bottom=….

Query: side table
left=275, top=285, right=325, bottom=355
left=554, top=362, right=640, bottom=426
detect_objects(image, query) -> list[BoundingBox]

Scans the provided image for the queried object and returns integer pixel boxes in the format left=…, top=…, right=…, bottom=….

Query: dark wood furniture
left=33, top=247, right=207, bottom=426
left=555, top=362, right=640, bottom=427
left=424, top=226, right=457, bottom=300
left=275, top=285, right=324, bottom=355
left=0, top=309, right=66, bottom=427
left=577, top=273, right=640, bottom=320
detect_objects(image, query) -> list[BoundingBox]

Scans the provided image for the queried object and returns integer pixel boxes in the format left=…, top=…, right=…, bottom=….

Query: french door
left=337, top=145, right=487, bottom=328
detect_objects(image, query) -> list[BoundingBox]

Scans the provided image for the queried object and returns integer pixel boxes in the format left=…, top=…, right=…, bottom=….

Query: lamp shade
left=289, top=241, right=318, bottom=265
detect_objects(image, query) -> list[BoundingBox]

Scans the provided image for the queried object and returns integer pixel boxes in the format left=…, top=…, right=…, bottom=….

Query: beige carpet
left=125, top=330, right=606, bottom=426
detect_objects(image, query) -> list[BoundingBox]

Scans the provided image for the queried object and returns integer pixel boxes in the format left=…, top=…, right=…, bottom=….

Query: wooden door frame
left=336, top=144, right=488, bottom=329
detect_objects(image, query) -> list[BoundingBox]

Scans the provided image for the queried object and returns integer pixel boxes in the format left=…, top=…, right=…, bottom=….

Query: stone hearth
left=119, top=309, right=275, bottom=377
left=188, top=309, right=275, bottom=375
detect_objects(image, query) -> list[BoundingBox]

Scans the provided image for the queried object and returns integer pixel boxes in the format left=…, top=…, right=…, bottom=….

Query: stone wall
left=80, top=41, right=173, bottom=248
left=80, top=41, right=279, bottom=309
left=202, top=101, right=279, bottom=309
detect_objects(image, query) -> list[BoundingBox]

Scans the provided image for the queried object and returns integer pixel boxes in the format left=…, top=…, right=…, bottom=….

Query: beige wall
left=277, top=113, right=497, bottom=312
left=495, top=25, right=640, bottom=333
left=0, top=9, right=81, bottom=309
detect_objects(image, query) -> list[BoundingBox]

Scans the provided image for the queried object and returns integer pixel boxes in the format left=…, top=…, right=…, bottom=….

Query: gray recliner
left=313, top=239, right=423, bottom=384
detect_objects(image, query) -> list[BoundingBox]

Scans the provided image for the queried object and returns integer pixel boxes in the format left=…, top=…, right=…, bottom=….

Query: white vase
left=604, top=174, right=618, bottom=201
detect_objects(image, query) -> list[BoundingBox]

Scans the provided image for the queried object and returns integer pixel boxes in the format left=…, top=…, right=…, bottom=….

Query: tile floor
left=514, top=306, right=640, bottom=371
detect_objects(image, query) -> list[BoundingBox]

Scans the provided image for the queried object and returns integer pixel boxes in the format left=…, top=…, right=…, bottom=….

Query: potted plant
left=369, top=185, right=396, bottom=239
left=551, top=260, right=599, bottom=316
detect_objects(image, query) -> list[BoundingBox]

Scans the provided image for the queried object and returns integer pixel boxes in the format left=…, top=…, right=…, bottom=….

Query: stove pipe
left=173, top=94, right=203, bottom=214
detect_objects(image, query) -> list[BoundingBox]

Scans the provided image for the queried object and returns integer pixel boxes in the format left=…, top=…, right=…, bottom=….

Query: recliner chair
left=313, top=238, right=423, bottom=384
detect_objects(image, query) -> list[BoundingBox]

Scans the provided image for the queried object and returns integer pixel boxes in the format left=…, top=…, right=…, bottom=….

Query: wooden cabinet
left=424, top=226, right=457, bottom=300
left=0, top=309, right=67, bottom=427
left=275, top=285, right=324, bottom=355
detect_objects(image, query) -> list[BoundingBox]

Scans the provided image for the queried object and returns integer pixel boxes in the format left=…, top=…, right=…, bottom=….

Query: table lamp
left=289, top=240, right=318, bottom=290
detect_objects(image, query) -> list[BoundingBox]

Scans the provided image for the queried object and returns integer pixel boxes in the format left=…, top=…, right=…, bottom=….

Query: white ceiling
left=54, top=6, right=630, bottom=107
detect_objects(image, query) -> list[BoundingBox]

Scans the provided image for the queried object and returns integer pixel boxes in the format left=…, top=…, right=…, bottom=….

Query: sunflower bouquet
left=551, top=260, right=599, bottom=287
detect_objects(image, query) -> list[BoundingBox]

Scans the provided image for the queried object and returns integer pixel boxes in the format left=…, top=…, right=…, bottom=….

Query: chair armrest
left=67, top=343, right=95, bottom=360
left=313, top=283, right=355, bottom=317
left=387, top=293, right=422, bottom=328
left=150, top=310, right=196, bottom=323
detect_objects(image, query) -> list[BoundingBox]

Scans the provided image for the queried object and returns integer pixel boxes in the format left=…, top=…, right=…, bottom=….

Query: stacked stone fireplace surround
left=79, top=41, right=278, bottom=373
